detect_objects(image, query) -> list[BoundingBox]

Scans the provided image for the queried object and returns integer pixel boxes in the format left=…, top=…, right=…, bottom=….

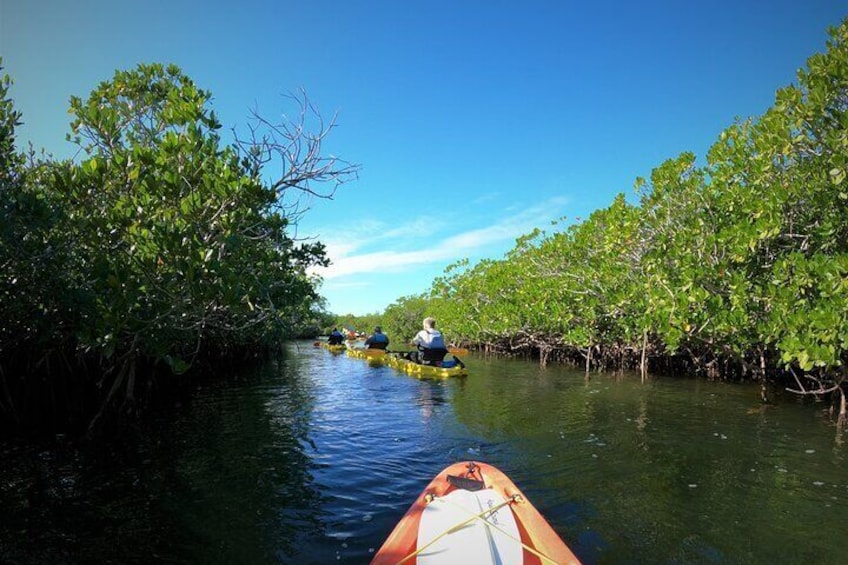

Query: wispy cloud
left=316, top=248, right=454, bottom=279
left=310, top=196, right=569, bottom=280
left=311, top=216, right=446, bottom=257
left=319, top=279, right=372, bottom=290
left=470, top=192, right=502, bottom=205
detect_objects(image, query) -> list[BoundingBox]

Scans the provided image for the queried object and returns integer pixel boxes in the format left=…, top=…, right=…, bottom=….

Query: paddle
left=448, top=346, right=469, bottom=356
left=358, top=348, right=388, bottom=357
left=380, top=349, right=416, bottom=363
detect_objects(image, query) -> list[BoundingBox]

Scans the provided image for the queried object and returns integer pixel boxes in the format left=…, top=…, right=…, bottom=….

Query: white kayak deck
left=417, top=488, right=522, bottom=564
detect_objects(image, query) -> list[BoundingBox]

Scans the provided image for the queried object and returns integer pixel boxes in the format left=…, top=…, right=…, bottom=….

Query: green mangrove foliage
left=392, top=20, right=848, bottom=397
left=381, top=294, right=433, bottom=346
left=0, top=63, right=357, bottom=432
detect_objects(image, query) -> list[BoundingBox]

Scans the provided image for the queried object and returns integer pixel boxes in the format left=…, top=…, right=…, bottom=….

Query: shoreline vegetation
left=339, top=20, right=848, bottom=425
left=0, top=62, right=355, bottom=437
left=3, top=19, right=848, bottom=437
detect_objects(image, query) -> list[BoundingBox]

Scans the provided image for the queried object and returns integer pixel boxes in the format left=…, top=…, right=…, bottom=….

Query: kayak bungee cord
left=394, top=495, right=518, bottom=565
left=433, top=491, right=564, bottom=565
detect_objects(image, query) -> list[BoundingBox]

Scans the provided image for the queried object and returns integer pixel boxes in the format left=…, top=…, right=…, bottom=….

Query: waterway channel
left=2, top=341, right=847, bottom=563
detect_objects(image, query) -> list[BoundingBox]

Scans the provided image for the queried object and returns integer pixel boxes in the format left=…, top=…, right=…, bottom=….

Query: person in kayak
left=328, top=328, right=345, bottom=345
left=364, top=326, right=390, bottom=349
left=409, top=317, right=449, bottom=366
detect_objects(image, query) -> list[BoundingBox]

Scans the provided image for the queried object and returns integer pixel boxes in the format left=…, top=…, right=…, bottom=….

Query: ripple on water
left=4, top=343, right=848, bottom=564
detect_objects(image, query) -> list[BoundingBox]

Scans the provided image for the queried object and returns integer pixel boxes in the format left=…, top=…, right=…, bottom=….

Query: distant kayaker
left=328, top=328, right=344, bottom=345
left=364, top=326, right=390, bottom=349
left=409, top=317, right=449, bottom=366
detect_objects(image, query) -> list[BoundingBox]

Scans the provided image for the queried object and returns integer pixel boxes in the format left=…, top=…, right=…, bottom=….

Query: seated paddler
left=409, top=317, right=449, bottom=366
left=364, top=326, right=389, bottom=349
left=328, top=328, right=344, bottom=345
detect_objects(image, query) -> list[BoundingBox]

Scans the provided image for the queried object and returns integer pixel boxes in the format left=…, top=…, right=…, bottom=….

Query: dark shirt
left=364, top=332, right=389, bottom=349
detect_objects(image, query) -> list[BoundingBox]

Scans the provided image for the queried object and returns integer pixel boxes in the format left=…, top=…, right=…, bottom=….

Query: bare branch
left=232, top=89, right=361, bottom=226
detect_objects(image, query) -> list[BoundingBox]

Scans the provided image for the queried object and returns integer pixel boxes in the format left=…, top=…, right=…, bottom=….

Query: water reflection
left=414, top=380, right=448, bottom=422
left=0, top=350, right=326, bottom=564
left=3, top=342, right=848, bottom=563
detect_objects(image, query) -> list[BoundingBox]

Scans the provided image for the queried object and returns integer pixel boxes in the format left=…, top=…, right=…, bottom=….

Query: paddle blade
left=448, top=346, right=468, bottom=355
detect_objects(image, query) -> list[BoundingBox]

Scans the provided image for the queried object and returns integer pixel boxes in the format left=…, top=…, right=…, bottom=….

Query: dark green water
left=2, top=342, right=847, bottom=564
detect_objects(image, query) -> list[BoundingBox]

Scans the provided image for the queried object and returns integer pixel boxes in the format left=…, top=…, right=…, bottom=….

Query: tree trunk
left=760, top=351, right=769, bottom=403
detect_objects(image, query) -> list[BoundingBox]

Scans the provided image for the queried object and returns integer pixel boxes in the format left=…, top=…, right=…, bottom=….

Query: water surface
left=2, top=341, right=846, bottom=563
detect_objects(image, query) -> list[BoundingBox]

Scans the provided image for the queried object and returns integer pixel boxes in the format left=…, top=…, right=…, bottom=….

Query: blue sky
left=3, top=1, right=846, bottom=315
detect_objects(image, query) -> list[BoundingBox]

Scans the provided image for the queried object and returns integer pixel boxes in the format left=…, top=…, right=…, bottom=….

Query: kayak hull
left=371, top=461, right=580, bottom=564
left=318, top=342, right=347, bottom=353
left=385, top=354, right=468, bottom=378
left=346, top=348, right=388, bottom=365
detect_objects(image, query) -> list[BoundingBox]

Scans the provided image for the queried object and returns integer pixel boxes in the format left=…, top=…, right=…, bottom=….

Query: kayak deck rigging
left=371, top=461, right=581, bottom=564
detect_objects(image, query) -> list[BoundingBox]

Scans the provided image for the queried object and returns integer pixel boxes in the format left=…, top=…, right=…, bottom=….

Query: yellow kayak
left=316, top=342, right=347, bottom=353
left=346, top=348, right=388, bottom=365
left=386, top=354, right=468, bottom=378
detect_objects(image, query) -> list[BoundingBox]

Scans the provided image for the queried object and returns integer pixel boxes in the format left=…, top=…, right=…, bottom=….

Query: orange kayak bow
left=371, top=461, right=581, bottom=565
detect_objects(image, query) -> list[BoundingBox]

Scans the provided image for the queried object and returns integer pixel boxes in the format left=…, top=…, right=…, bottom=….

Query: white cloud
left=470, top=192, right=502, bottom=205
left=309, top=215, right=445, bottom=259
left=309, top=196, right=569, bottom=280
left=316, top=248, right=452, bottom=279
left=442, top=222, right=518, bottom=249
left=319, top=279, right=372, bottom=290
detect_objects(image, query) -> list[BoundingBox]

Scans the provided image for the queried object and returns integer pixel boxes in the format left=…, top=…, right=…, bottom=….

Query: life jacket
left=421, top=347, right=448, bottom=365
left=416, top=329, right=445, bottom=349
left=366, top=333, right=389, bottom=349
left=418, top=331, right=446, bottom=363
